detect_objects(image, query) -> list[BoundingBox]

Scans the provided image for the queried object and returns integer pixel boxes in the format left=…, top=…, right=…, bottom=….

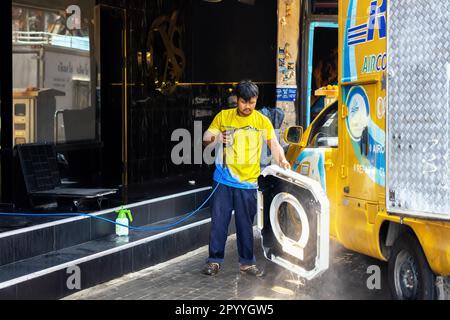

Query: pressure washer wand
left=222, top=129, right=233, bottom=168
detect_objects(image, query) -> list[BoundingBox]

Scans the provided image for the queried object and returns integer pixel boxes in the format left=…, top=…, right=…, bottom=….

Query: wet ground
left=65, top=232, right=392, bottom=300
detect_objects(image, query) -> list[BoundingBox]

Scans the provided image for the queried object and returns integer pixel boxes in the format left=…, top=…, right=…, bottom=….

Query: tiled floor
left=65, top=232, right=393, bottom=300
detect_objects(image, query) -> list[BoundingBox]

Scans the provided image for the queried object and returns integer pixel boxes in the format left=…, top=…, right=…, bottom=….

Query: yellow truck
left=258, top=0, right=449, bottom=300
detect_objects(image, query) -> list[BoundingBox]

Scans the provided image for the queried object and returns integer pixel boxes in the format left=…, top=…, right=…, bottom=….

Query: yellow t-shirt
left=207, top=108, right=276, bottom=189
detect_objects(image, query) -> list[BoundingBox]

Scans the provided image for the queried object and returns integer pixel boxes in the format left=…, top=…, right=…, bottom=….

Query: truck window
left=307, top=102, right=338, bottom=148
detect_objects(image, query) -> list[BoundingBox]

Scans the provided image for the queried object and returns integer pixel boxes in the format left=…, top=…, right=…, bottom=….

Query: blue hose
left=0, top=183, right=220, bottom=232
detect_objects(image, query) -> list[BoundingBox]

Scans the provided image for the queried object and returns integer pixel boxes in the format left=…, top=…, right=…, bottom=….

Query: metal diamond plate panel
left=387, top=0, right=450, bottom=219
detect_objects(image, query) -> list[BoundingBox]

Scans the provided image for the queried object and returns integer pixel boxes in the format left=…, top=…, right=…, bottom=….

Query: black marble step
left=0, top=187, right=212, bottom=267
left=0, top=207, right=234, bottom=300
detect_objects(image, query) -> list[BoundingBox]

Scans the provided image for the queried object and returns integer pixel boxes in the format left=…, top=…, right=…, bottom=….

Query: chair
left=15, top=143, right=117, bottom=210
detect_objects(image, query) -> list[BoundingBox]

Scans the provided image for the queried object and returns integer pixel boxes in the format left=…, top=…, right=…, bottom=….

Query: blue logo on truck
left=347, top=0, right=386, bottom=46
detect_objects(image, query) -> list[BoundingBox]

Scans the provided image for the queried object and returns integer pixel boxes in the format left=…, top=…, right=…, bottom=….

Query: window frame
left=306, top=101, right=338, bottom=148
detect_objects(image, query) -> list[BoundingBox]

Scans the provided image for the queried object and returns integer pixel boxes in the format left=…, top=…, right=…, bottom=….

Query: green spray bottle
left=115, top=207, right=133, bottom=236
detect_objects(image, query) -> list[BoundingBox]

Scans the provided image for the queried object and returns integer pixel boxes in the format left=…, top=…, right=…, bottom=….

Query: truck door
left=291, top=102, right=340, bottom=237
left=258, top=166, right=330, bottom=280
left=341, top=82, right=384, bottom=203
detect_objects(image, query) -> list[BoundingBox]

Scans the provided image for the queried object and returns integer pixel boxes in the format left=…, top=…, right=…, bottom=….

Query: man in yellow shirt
left=202, top=80, right=291, bottom=276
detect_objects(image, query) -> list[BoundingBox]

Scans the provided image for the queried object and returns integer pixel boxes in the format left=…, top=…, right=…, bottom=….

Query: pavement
left=65, top=231, right=393, bottom=300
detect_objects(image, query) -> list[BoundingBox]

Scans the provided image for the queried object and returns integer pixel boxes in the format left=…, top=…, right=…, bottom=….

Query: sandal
left=240, top=264, right=263, bottom=277
left=202, top=262, right=220, bottom=276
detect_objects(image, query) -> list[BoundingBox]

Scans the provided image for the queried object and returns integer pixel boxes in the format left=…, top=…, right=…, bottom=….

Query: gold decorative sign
left=146, top=10, right=186, bottom=94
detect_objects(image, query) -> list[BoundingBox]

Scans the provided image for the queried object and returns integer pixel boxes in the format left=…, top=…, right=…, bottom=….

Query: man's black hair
left=235, top=80, right=259, bottom=102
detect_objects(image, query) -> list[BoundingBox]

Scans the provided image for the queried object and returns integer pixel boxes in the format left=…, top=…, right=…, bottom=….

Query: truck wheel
left=388, top=233, right=436, bottom=300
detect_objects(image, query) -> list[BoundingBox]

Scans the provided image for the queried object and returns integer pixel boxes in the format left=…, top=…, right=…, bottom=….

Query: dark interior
left=310, top=26, right=338, bottom=121
left=92, top=0, right=278, bottom=189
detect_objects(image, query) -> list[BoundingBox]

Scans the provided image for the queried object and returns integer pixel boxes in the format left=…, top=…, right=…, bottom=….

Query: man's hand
left=279, top=159, right=291, bottom=170
left=203, top=130, right=234, bottom=147
left=267, top=138, right=291, bottom=171
left=221, top=130, right=233, bottom=146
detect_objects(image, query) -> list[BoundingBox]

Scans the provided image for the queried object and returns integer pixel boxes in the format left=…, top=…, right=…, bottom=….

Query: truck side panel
left=336, top=0, right=387, bottom=258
